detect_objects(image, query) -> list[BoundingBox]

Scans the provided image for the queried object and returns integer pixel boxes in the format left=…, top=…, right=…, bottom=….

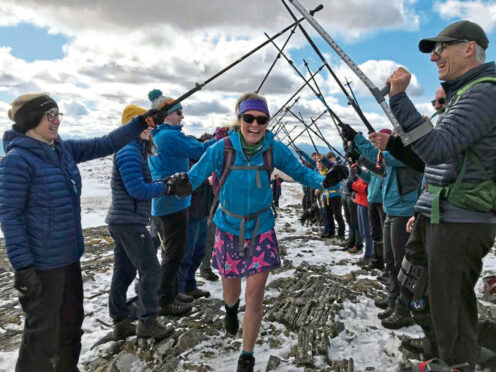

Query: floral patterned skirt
left=212, top=228, right=281, bottom=278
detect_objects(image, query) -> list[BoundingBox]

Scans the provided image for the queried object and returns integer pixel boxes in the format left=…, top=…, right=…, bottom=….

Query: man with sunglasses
left=386, top=20, right=496, bottom=369
left=147, top=89, right=215, bottom=316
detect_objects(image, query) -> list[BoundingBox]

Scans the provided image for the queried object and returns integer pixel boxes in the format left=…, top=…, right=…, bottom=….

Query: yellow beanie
left=122, top=104, right=146, bottom=125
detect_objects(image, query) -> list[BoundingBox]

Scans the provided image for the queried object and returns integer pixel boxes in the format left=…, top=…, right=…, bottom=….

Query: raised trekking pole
left=153, top=4, right=324, bottom=120
left=285, top=110, right=327, bottom=148
left=256, top=24, right=299, bottom=93
left=278, top=124, right=297, bottom=142
left=287, top=0, right=411, bottom=140
left=270, top=96, right=300, bottom=132
left=282, top=0, right=376, bottom=134
left=344, top=77, right=360, bottom=107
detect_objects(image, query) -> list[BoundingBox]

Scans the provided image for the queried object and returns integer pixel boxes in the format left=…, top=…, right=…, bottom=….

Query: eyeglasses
left=240, top=113, right=269, bottom=125
left=431, top=40, right=469, bottom=56
left=431, top=97, right=446, bottom=107
left=175, top=110, right=183, bottom=116
left=45, top=112, right=64, bottom=122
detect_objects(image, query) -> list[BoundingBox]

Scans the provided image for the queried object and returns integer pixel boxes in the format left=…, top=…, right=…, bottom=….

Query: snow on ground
left=0, top=160, right=495, bottom=371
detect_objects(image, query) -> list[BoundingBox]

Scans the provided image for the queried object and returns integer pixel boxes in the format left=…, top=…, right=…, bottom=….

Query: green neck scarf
left=240, top=134, right=264, bottom=157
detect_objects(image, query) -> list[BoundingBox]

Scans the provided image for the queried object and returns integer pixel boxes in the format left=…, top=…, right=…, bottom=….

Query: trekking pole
left=265, top=33, right=346, bottom=132
left=154, top=4, right=324, bottom=119
left=344, top=77, right=360, bottom=107
left=282, top=0, right=376, bottom=134
left=278, top=124, right=297, bottom=142
left=287, top=109, right=345, bottom=160
left=287, top=0, right=410, bottom=139
left=256, top=24, right=299, bottom=93
left=296, top=112, right=320, bottom=154
left=285, top=110, right=327, bottom=148
left=269, top=96, right=300, bottom=132
left=269, top=64, right=325, bottom=123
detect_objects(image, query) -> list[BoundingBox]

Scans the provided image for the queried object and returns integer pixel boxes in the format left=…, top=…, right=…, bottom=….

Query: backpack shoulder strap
left=450, top=77, right=496, bottom=109
left=262, top=144, right=274, bottom=181
left=218, top=136, right=235, bottom=188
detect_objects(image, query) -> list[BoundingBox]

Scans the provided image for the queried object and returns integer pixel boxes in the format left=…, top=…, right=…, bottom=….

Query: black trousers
left=342, top=194, right=362, bottom=248
left=16, top=261, right=84, bottom=372
left=158, top=208, right=189, bottom=306
left=323, top=196, right=345, bottom=236
left=406, top=214, right=496, bottom=368
left=368, top=202, right=385, bottom=260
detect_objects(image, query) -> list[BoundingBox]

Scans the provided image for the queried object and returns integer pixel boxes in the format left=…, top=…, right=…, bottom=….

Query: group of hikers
left=0, top=18, right=495, bottom=372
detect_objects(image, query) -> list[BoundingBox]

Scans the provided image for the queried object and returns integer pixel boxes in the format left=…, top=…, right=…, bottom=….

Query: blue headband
left=238, top=99, right=270, bottom=117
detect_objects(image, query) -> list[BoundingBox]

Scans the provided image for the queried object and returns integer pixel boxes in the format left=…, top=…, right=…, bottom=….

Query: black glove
left=345, top=149, right=359, bottom=164
left=14, top=267, right=42, bottom=297
left=323, top=164, right=349, bottom=188
left=340, top=123, right=357, bottom=142
left=346, top=180, right=354, bottom=193
left=138, top=108, right=167, bottom=129
left=162, top=172, right=192, bottom=197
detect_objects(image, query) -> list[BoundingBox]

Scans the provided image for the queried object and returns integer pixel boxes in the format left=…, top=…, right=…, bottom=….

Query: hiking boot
left=112, top=318, right=136, bottom=340
left=378, top=301, right=395, bottom=319
left=374, top=297, right=390, bottom=310
left=185, top=288, right=211, bottom=299
left=237, top=353, right=255, bottom=372
left=160, top=299, right=192, bottom=316
left=401, top=336, right=426, bottom=354
left=225, top=299, right=240, bottom=336
left=136, top=317, right=173, bottom=339
left=381, top=312, right=415, bottom=329
left=200, top=268, right=219, bottom=281
left=176, top=293, right=194, bottom=303
left=348, top=246, right=362, bottom=254
left=320, top=232, right=331, bottom=239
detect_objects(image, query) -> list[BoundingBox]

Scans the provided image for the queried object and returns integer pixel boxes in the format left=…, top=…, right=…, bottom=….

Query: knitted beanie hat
left=9, top=93, right=58, bottom=133
left=147, top=89, right=182, bottom=115
left=122, top=104, right=146, bottom=125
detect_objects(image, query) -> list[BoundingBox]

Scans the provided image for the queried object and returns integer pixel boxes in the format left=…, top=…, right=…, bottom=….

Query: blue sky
left=1, top=0, right=496, bottom=155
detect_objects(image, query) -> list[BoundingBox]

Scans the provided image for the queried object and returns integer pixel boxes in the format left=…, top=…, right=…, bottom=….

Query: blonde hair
left=230, top=92, right=268, bottom=131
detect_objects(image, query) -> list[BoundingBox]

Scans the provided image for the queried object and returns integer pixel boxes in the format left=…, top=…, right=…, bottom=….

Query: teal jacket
left=354, top=134, right=419, bottom=217
left=359, top=169, right=383, bottom=204
left=189, top=130, right=324, bottom=238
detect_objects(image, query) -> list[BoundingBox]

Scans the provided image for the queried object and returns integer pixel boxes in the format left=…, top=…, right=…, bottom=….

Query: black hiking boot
left=112, top=318, right=136, bottom=340
left=185, top=288, right=211, bottom=299
left=200, top=268, right=219, bottom=281
left=401, top=336, right=426, bottom=354
left=225, top=299, right=240, bottom=336
left=381, top=312, right=415, bottom=329
left=160, top=298, right=192, bottom=316
left=378, top=300, right=395, bottom=319
left=176, top=293, right=194, bottom=303
left=374, top=297, right=390, bottom=310
left=136, top=317, right=173, bottom=339
left=237, top=354, right=255, bottom=372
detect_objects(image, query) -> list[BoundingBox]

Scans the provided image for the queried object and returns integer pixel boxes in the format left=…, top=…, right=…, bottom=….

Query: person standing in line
left=0, top=93, right=156, bottom=371
left=271, top=173, right=284, bottom=208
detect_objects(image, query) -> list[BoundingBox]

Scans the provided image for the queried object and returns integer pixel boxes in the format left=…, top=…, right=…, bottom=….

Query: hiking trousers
left=16, top=262, right=84, bottom=372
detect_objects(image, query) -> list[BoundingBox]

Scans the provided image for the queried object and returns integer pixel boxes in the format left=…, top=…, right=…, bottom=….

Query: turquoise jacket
left=189, top=130, right=324, bottom=238
left=148, top=123, right=214, bottom=216
left=354, top=134, right=418, bottom=217
left=359, top=169, right=383, bottom=204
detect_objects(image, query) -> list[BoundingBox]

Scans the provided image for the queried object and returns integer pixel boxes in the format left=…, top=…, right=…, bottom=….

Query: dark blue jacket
left=390, top=62, right=496, bottom=223
left=0, top=117, right=144, bottom=270
left=105, top=139, right=166, bottom=226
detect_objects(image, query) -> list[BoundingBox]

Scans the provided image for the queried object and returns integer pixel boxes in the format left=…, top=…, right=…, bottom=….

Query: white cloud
left=434, top=0, right=496, bottom=32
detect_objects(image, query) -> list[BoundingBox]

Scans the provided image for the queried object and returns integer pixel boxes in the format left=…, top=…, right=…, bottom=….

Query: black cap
left=419, top=20, right=489, bottom=53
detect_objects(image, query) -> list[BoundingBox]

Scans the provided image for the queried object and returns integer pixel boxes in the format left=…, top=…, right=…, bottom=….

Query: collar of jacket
left=442, top=62, right=496, bottom=101
left=229, top=129, right=275, bottom=156
left=3, top=127, right=63, bottom=164
left=151, top=122, right=182, bottom=136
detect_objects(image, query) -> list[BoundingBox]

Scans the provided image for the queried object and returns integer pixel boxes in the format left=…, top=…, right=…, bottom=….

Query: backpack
left=209, top=136, right=274, bottom=257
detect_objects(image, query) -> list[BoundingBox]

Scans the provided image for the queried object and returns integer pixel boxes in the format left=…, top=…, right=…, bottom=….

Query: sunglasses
left=431, top=40, right=469, bottom=56
left=45, top=112, right=64, bottom=122
left=431, top=97, right=446, bottom=107
left=175, top=110, right=183, bottom=116
left=240, top=113, right=269, bottom=125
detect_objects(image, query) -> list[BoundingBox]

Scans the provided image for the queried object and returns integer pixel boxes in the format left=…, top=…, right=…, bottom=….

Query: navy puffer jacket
left=105, top=139, right=166, bottom=226
left=0, top=117, right=144, bottom=270
left=390, top=62, right=496, bottom=223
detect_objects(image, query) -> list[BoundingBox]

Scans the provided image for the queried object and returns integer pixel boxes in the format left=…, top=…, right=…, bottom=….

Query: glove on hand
left=162, top=172, right=192, bottom=198
left=14, top=267, right=42, bottom=297
left=345, top=149, right=359, bottom=164
left=323, top=164, right=349, bottom=188
left=340, top=123, right=357, bottom=142
left=138, top=108, right=167, bottom=129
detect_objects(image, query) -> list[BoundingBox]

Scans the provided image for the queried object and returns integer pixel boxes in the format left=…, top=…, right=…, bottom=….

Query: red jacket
left=352, top=177, right=368, bottom=207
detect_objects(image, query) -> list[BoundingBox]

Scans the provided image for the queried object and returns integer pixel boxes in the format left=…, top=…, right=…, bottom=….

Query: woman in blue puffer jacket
left=187, top=92, right=327, bottom=372
left=0, top=93, right=155, bottom=372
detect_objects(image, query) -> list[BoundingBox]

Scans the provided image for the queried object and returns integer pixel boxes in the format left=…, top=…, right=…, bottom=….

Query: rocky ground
left=0, top=184, right=495, bottom=371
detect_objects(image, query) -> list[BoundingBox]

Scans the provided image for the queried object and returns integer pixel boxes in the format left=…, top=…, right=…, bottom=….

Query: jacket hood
left=442, top=62, right=496, bottom=99
left=3, top=127, right=61, bottom=162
